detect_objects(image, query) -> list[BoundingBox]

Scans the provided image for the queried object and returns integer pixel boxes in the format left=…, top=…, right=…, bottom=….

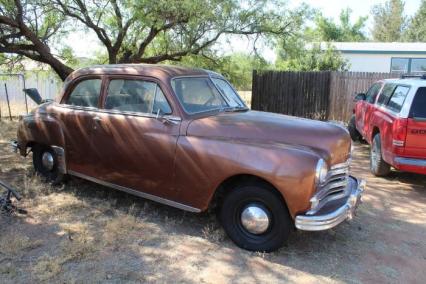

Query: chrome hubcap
left=41, top=152, right=54, bottom=171
left=240, top=204, right=270, bottom=234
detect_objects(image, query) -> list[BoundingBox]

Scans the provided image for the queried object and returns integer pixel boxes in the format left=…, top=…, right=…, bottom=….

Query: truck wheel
left=220, top=183, right=292, bottom=252
left=33, top=144, right=64, bottom=184
left=348, top=115, right=361, bottom=142
left=370, top=134, right=391, bottom=176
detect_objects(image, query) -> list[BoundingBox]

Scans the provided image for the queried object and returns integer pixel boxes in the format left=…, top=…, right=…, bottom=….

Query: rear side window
left=105, top=79, right=172, bottom=115
left=366, top=83, right=382, bottom=103
left=377, top=83, right=396, bottom=106
left=410, top=87, right=426, bottom=118
left=387, top=85, right=410, bottom=113
left=66, top=79, right=102, bottom=107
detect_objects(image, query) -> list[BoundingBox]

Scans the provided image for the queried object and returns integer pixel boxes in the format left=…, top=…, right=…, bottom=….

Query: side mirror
left=354, top=93, right=366, bottom=102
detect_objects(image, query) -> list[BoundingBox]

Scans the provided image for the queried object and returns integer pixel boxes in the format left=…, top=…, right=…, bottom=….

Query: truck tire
left=33, top=144, right=64, bottom=184
left=348, top=115, right=361, bottom=142
left=370, top=134, right=391, bottom=176
left=220, top=183, right=292, bottom=252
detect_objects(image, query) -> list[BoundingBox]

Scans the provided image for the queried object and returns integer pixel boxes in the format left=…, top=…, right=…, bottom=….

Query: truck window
left=365, top=83, right=382, bottom=103
left=410, top=87, right=426, bottom=118
left=66, top=79, right=102, bottom=107
left=387, top=85, right=410, bottom=113
left=376, top=83, right=396, bottom=106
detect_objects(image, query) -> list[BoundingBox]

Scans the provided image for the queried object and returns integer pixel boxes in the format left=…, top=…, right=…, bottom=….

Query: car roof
left=382, top=77, right=426, bottom=87
left=65, top=64, right=224, bottom=83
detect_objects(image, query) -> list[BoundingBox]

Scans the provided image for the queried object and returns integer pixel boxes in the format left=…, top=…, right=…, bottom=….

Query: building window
left=391, top=57, right=426, bottom=74
left=411, top=59, right=426, bottom=74
left=390, top=58, right=409, bottom=73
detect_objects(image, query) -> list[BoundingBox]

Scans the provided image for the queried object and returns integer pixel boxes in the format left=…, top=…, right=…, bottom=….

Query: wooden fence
left=252, top=71, right=395, bottom=122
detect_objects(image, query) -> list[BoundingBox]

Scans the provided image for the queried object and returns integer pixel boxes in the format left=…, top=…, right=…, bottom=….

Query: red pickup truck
left=348, top=76, right=426, bottom=176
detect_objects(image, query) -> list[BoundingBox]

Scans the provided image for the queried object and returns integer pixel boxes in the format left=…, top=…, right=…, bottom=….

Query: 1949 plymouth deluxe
left=12, top=64, right=364, bottom=252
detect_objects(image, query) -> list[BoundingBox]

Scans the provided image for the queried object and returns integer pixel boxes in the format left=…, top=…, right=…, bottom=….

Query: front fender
left=174, top=136, right=321, bottom=218
left=17, top=112, right=65, bottom=155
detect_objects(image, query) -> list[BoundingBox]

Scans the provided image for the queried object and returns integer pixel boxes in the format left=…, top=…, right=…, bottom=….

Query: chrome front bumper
left=295, top=176, right=365, bottom=231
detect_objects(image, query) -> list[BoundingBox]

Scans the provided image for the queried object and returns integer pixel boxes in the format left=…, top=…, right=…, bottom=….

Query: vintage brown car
left=12, top=64, right=364, bottom=252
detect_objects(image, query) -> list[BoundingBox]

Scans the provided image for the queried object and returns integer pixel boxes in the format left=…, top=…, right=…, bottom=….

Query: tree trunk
left=47, top=57, right=74, bottom=81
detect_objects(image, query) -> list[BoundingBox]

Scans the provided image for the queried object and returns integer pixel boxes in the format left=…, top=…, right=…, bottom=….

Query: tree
left=404, top=0, right=426, bottom=41
left=0, top=0, right=74, bottom=80
left=307, top=9, right=367, bottom=42
left=371, top=0, right=406, bottom=42
left=1, top=0, right=305, bottom=80
left=178, top=52, right=270, bottom=90
left=276, top=42, right=348, bottom=71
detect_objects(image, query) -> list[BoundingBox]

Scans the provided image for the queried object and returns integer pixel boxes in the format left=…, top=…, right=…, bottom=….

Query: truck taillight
left=392, top=118, right=407, bottom=147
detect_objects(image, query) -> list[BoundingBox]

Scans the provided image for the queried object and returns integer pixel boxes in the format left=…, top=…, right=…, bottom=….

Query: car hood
left=186, top=111, right=351, bottom=164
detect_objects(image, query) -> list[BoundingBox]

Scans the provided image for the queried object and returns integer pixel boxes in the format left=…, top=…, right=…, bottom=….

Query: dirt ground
left=0, top=120, right=425, bottom=284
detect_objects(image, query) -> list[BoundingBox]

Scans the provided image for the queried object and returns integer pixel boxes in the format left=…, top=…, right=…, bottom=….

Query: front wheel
left=348, top=115, right=361, bottom=142
left=370, top=134, right=391, bottom=176
left=219, top=183, right=292, bottom=252
left=32, top=144, right=64, bottom=184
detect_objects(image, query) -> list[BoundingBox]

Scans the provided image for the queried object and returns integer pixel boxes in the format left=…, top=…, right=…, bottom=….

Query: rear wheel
left=348, top=115, right=361, bottom=142
left=219, top=183, right=292, bottom=252
left=32, top=144, right=64, bottom=184
left=370, top=134, right=391, bottom=176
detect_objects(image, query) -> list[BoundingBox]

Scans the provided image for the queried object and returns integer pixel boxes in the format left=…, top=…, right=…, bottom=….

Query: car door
left=91, top=76, right=181, bottom=200
left=356, top=82, right=382, bottom=137
left=56, top=76, right=104, bottom=176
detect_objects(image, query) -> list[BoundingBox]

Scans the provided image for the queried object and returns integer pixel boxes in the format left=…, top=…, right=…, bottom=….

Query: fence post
left=4, top=83, right=12, bottom=121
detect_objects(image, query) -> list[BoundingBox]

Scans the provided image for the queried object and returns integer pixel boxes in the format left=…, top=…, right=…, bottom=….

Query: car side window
left=365, top=83, right=382, bottom=103
left=386, top=85, right=410, bottom=113
left=66, top=79, right=102, bottom=107
left=376, top=83, right=396, bottom=106
left=409, top=87, right=426, bottom=118
left=105, top=79, right=172, bottom=115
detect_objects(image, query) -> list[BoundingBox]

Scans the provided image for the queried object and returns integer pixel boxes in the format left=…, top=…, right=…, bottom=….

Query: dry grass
left=1, top=120, right=426, bottom=283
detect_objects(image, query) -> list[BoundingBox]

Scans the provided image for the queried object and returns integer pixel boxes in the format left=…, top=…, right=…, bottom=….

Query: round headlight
left=315, top=159, right=328, bottom=185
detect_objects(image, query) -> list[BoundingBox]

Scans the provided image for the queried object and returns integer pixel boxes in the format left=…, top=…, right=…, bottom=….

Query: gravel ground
left=0, top=120, right=425, bottom=283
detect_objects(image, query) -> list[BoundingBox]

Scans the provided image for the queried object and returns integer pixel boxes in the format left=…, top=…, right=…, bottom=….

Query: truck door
left=357, top=83, right=382, bottom=137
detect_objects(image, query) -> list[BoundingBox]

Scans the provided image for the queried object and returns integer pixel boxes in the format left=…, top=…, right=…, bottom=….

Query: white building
left=327, top=42, right=426, bottom=74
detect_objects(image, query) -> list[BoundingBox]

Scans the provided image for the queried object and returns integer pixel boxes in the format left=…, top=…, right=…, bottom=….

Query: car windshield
left=171, top=77, right=247, bottom=114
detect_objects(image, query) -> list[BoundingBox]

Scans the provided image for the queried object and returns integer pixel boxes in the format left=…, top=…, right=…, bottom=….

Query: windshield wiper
left=223, top=106, right=249, bottom=112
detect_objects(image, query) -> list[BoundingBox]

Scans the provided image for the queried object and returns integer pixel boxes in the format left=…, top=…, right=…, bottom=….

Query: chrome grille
left=307, top=160, right=350, bottom=215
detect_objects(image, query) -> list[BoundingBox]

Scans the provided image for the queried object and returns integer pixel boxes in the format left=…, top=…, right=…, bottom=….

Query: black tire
left=348, top=115, right=361, bottom=142
left=370, top=134, right=391, bottom=176
left=32, top=144, right=64, bottom=184
left=219, top=183, right=292, bottom=252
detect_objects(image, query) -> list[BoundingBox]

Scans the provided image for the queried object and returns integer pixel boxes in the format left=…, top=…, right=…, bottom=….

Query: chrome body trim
left=56, top=104, right=182, bottom=123
left=67, top=170, right=201, bottom=213
left=395, top=157, right=426, bottom=167
left=295, top=177, right=365, bottom=231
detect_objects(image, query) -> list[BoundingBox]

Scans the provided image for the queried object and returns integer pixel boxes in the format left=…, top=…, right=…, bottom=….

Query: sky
left=66, top=0, right=423, bottom=62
